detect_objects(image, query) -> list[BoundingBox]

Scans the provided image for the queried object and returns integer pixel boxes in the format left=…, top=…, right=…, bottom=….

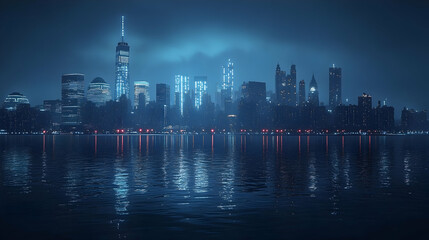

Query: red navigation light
left=42, top=130, right=46, bottom=134
left=116, top=129, right=120, bottom=133
left=139, top=128, right=142, bottom=132
left=94, top=130, right=98, bottom=134
left=146, top=129, right=149, bottom=133
left=211, top=129, right=215, bottom=133
left=121, top=129, right=125, bottom=133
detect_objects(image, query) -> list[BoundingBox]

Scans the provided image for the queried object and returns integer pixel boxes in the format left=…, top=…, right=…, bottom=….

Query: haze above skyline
left=0, top=0, right=428, bottom=113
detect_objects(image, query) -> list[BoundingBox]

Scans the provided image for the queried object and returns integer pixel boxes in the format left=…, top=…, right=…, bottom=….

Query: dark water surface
left=1, top=135, right=429, bottom=239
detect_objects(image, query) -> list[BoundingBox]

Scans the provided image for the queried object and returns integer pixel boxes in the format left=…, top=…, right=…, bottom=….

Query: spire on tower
left=121, top=16, right=125, bottom=42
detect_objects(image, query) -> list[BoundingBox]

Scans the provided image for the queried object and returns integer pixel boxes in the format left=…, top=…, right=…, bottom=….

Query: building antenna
left=121, top=16, right=125, bottom=42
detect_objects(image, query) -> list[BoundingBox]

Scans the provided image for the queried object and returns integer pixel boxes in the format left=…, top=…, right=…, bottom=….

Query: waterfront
left=1, top=135, right=429, bottom=239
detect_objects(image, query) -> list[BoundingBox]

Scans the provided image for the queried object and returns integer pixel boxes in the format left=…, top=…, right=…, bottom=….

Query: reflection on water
left=1, top=135, right=429, bottom=239
left=2, top=148, right=32, bottom=193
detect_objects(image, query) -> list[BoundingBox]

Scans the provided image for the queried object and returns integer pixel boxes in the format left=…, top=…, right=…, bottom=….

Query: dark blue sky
left=0, top=0, right=428, bottom=114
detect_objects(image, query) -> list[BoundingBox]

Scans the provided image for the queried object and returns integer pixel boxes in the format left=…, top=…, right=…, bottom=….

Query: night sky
left=1, top=0, right=428, bottom=115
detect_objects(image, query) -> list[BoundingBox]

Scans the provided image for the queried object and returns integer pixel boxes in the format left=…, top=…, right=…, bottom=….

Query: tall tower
left=61, top=73, right=85, bottom=129
left=221, top=59, right=234, bottom=109
left=115, top=16, right=130, bottom=101
left=358, top=93, right=372, bottom=129
left=194, top=76, right=208, bottom=110
left=275, top=64, right=287, bottom=105
left=298, top=80, right=305, bottom=106
left=329, top=64, right=342, bottom=109
left=285, top=64, right=297, bottom=106
left=174, top=75, right=190, bottom=116
left=308, top=74, right=319, bottom=106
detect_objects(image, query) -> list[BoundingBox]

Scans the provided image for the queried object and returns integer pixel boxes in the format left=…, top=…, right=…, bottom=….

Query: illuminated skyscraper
left=221, top=59, right=234, bottom=109
left=286, top=64, right=297, bottom=106
left=194, top=76, right=207, bottom=110
left=115, top=16, right=130, bottom=101
left=174, top=75, right=190, bottom=116
left=275, top=64, right=287, bottom=105
left=134, top=81, right=150, bottom=109
left=298, top=80, right=305, bottom=106
left=329, top=65, right=342, bottom=108
left=61, top=73, right=85, bottom=128
left=87, top=77, right=111, bottom=106
left=308, top=74, right=319, bottom=106
left=358, top=93, right=372, bottom=129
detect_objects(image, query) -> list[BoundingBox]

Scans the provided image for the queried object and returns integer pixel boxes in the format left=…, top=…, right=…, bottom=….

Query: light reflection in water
left=379, top=148, right=391, bottom=188
left=114, top=160, right=129, bottom=215
left=193, top=151, right=208, bottom=193
left=3, top=148, right=32, bottom=193
left=404, top=151, right=411, bottom=186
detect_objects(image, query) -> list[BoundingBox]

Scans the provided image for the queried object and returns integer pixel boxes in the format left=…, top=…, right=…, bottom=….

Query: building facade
left=329, top=65, right=342, bottom=109
left=275, top=64, right=287, bottom=105
left=61, top=73, right=85, bottom=128
left=174, top=75, right=190, bottom=116
left=298, top=80, right=305, bottom=106
left=87, top=77, right=111, bottom=106
left=308, top=74, right=319, bottom=106
left=156, top=83, right=170, bottom=107
left=3, top=92, right=30, bottom=110
left=134, top=81, right=150, bottom=109
left=194, top=76, right=208, bottom=110
left=221, top=59, right=234, bottom=109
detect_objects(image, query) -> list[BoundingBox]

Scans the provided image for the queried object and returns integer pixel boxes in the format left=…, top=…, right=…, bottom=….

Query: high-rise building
left=194, top=76, right=208, bottom=110
left=115, top=16, right=130, bottom=101
left=134, top=81, right=150, bottom=109
left=286, top=64, right=297, bottom=106
left=329, top=65, right=342, bottom=108
left=61, top=73, right=85, bottom=128
left=308, top=74, right=319, bottom=106
left=43, top=99, right=62, bottom=129
left=275, top=64, right=287, bottom=105
left=87, top=77, right=111, bottom=106
left=156, top=83, right=170, bottom=107
left=221, top=59, right=234, bottom=109
left=242, top=81, right=266, bottom=103
left=298, top=80, right=306, bottom=106
left=174, top=75, right=190, bottom=116
left=3, top=92, right=30, bottom=110
left=358, top=93, right=372, bottom=129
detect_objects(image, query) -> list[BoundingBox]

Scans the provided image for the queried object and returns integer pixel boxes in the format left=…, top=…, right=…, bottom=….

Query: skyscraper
left=134, top=81, right=150, bottom=109
left=61, top=73, right=84, bottom=128
left=241, top=81, right=266, bottom=103
left=286, top=64, right=297, bottom=106
left=358, top=93, right=372, bottom=129
left=298, top=80, right=306, bottom=106
left=156, top=83, right=170, bottom=107
left=115, top=16, right=130, bottom=101
left=329, top=65, right=342, bottom=108
left=308, top=74, right=319, bottom=106
left=221, top=59, right=234, bottom=109
left=174, top=75, right=190, bottom=116
left=194, top=76, right=208, bottom=110
left=275, top=64, right=287, bottom=105
left=87, top=77, right=111, bottom=106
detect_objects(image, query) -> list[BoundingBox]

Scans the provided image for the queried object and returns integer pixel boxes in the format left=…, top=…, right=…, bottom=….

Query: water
left=0, top=135, right=429, bottom=239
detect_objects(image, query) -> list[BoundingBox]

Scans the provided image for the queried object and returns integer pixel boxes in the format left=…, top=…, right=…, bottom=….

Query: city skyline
left=0, top=0, right=428, bottom=115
